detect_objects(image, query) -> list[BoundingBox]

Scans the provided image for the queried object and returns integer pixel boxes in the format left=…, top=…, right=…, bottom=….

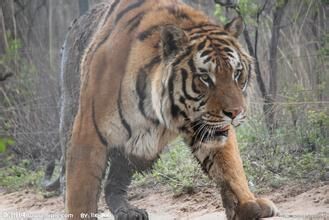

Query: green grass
left=0, top=159, right=44, bottom=191
left=133, top=138, right=211, bottom=194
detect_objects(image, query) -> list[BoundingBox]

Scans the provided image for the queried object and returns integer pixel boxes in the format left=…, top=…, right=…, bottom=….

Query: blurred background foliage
left=0, top=0, right=328, bottom=192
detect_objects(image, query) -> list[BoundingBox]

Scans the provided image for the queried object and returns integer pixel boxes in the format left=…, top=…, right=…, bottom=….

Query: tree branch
left=0, top=72, right=13, bottom=81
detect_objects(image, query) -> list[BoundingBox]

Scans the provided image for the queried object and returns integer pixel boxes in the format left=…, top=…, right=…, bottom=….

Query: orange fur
left=64, top=0, right=277, bottom=219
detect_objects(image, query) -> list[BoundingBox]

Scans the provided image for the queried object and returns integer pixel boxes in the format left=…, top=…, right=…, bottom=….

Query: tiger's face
left=156, top=17, right=253, bottom=145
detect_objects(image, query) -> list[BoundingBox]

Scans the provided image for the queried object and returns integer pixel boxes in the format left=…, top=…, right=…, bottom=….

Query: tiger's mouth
left=191, top=122, right=230, bottom=143
left=213, top=126, right=229, bottom=137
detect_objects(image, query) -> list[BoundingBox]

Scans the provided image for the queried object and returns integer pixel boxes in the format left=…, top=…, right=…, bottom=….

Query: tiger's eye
left=199, top=74, right=212, bottom=87
left=200, top=74, right=209, bottom=81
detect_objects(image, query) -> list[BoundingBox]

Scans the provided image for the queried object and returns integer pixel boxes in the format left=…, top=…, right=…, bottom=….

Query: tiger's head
left=152, top=17, right=253, bottom=146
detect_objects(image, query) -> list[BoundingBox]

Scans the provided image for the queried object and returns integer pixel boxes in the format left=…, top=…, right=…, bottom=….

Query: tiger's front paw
left=236, top=198, right=279, bottom=220
left=114, top=206, right=149, bottom=220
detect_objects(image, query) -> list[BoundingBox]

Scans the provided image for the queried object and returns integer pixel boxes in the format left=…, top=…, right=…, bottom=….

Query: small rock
left=324, top=198, right=329, bottom=204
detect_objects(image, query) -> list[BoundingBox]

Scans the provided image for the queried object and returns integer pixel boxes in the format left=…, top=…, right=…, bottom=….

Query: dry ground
left=0, top=182, right=329, bottom=220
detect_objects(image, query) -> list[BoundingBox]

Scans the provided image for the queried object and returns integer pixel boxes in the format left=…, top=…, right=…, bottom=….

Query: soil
left=0, top=182, right=329, bottom=220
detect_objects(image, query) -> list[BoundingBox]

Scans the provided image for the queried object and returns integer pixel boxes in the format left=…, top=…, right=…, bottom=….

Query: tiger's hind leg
left=105, top=148, right=151, bottom=220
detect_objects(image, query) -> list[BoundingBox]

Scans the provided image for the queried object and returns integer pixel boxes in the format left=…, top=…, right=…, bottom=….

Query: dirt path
left=0, top=182, right=329, bottom=220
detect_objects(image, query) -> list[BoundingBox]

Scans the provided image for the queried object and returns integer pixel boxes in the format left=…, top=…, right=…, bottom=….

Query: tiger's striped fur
left=64, top=0, right=278, bottom=219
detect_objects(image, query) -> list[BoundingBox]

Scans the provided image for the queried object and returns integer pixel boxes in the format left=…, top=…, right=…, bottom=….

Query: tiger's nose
left=223, top=107, right=243, bottom=119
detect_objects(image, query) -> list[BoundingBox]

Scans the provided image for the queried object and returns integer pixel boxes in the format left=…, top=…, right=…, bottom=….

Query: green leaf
left=0, top=138, right=15, bottom=153
left=0, top=139, right=6, bottom=153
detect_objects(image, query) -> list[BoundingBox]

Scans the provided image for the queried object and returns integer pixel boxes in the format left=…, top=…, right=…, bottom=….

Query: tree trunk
left=264, top=0, right=288, bottom=133
left=0, top=7, right=8, bottom=55
left=0, top=0, right=16, bottom=81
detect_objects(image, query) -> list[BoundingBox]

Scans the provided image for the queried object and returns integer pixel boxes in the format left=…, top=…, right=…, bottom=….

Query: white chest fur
left=122, top=126, right=174, bottom=160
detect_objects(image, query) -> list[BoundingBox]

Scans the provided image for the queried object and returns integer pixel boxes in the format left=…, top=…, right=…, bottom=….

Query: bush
left=237, top=101, right=329, bottom=189
left=0, top=34, right=60, bottom=165
left=133, top=138, right=211, bottom=194
left=0, top=158, right=44, bottom=191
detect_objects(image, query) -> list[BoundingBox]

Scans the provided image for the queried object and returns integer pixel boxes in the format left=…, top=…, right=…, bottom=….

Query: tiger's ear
left=160, top=25, right=188, bottom=60
left=224, top=16, right=244, bottom=38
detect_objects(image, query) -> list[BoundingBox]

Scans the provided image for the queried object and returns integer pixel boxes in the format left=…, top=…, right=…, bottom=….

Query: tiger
left=61, top=0, right=279, bottom=219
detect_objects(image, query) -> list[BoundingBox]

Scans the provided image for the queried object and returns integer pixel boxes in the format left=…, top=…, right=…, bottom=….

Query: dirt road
left=0, top=182, right=328, bottom=220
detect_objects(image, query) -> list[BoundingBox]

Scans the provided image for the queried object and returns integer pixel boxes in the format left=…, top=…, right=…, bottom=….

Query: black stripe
left=213, top=39, right=231, bottom=46
left=211, top=43, right=224, bottom=48
left=184, top=23, right=220, bottom=32
left=202, top=154, right=215, bottom=173
left=172, top=45, right=193, bottom=66
left=179, top=96, right=186, bottom=105
left=118, top=85, right=132, bottom=139
left=199, top=98, right=208, bottom=107
left=138, top=25, right=160, bottom=41
left=136, top=69, right=147, bottom=117
left=136, top=56, right=161, bottom=123
left=160, top=128, right=167, bottom=139
left=202, top=119, right=221, bottom=124
left=193, top=26, right=220, bottom=32
left=168, top=71, right=180, bottom=117
left=190, top=35, right=203, bottom=41
left=92, top=100, right=108, bottom=146
left=165, top=6, right=191, bottom=20
left=188, top=59, right=197, bottom=73
left=207, top=112, right=220, bottom=118
left=210, top=31, right=228, bottom=36
left=189, top=31, right=216, bottom=41
left=203, top=56, right=213, bottom=64
left=145, top=55, right=161, bottom=69
left=197, top=98, right=208, bottom=110
left=84, top=0, right=120, bottom=83
left=179, top=96, right=189, bottom=111
left=197, top=40, right=207, bottom=51
left=201, top=155, right=210, bottom=172
left=181, top=68, right=202, bottom=101
left=200, top=50, right=212, bottom=58
left=223, top=47, right=233, bottom=53
left=190, top=137, right=199, bottom=149
left=115, top=0, right=145, bottom=24
left=180, top=110, right=188, bottom=119
left=102, top=0, right=120, bottom=27
left=126, top=12, right=145, bottom=32
left=192, top=98, right=207, bottom=112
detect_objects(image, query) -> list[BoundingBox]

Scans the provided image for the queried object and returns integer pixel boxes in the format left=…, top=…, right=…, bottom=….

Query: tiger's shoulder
left=80, top=0, right=217, bottom=77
